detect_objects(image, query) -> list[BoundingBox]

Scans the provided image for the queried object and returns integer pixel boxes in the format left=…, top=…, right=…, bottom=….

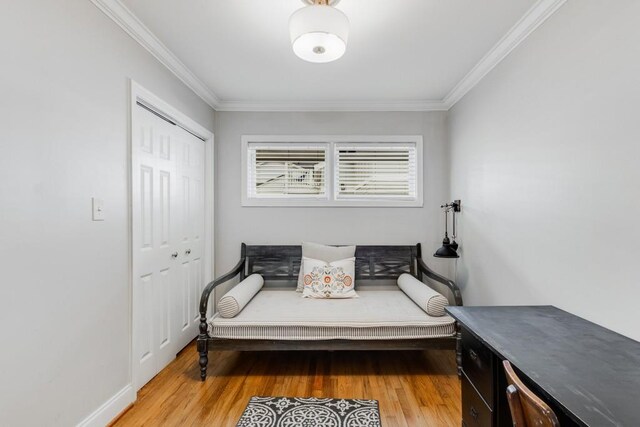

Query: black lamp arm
left=440, top=200, right=461, bottom=212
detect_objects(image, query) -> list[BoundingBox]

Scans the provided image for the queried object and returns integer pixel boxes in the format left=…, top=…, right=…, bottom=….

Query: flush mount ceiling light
left=289, top=0, right=350, bottom=63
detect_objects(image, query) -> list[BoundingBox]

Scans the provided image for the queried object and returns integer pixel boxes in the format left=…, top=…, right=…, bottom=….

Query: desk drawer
left=462, top=373, right=492, bottom=427
left=462, top=328, right=494, bottom=408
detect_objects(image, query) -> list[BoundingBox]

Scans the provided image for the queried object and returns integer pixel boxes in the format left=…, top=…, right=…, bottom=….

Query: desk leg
left=455, top=323, right=462, bottom=378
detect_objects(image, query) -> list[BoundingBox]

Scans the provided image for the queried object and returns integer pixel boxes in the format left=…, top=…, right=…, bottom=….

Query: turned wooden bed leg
left=198, top=315, right=209, bottom=381
left=455, top=323, right=463, bottom=378
left=198, top=349, right=208, bottom=381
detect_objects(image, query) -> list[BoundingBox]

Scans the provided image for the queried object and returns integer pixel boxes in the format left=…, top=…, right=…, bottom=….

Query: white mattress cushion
left=296, top=242, right=356, bottom=292
left=301, top=257, right=357, bottom=299
left=209, top=289, right=455, bottom=340
left=397, top=273, right=449, bottom=317
left=218, top=274, right=264, bottom=318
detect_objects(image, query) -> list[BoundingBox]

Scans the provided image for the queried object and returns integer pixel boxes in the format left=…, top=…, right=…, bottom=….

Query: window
left=242, top=136, right=423, bottom=207
left=247, top=145, right=327, bottom=198
left=335, top=144, right=417, bottom=200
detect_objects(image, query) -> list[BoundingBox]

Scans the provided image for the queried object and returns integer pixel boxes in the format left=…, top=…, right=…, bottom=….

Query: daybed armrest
left=199, top=256, right=246, bottom=318
left=416, top=257, right=463, bottom=306
left=197, top=245, right=247, bottom=381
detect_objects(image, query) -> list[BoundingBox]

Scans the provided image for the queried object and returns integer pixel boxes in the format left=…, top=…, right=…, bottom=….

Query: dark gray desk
left=446, top=306, right=640, bottom=427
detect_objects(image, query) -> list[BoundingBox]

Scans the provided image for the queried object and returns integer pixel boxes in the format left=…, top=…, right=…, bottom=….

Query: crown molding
left=216, top=99, right=448, bottom=112
left=90, top=0, right=566, bottom=112
left=443, top=0, right=567, bottom=109
left=89, top=0, right=221, bottom=109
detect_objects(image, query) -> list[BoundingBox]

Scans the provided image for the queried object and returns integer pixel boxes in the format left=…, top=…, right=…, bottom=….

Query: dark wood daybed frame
left=198, top=243, right=463, bottom=380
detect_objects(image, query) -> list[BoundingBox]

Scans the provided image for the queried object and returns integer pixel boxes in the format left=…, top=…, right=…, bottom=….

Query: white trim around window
left=241, top=135, right=423, bottom=207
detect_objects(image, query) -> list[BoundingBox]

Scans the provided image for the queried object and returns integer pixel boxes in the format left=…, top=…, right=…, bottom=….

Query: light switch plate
left=92, top=198, right=105, bottom=221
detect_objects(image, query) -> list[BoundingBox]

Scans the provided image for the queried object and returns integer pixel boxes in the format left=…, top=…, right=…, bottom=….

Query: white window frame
left=241, top=135, right=423, bottom=207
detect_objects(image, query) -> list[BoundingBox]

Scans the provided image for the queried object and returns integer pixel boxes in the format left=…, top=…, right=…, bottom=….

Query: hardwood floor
left=114, top=341, right=461, bottom=426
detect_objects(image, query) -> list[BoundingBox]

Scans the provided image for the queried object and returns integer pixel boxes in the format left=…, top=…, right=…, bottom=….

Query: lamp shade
left=289, top=5, right=349, bottom=63
left=434, top=244, right=460, bottom=258
left=434, top=233, right=459, bottom=258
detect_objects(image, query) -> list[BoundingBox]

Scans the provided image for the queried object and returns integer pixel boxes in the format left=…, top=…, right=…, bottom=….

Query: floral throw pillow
left=302, top=257, right=358, bottom=299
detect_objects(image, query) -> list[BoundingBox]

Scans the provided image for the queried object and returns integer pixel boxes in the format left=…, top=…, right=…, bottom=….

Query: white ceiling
left=115, top=0, right=557, bottom=110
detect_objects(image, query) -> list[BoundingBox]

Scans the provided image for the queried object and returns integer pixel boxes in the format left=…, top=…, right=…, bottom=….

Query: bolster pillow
left=397, top=273, right=449, bottom=317
left=218, top=274, right=264, bottom=318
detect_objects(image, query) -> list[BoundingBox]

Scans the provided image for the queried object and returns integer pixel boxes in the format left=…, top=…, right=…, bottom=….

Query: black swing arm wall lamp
left=434, top=200, right=461, bottom=258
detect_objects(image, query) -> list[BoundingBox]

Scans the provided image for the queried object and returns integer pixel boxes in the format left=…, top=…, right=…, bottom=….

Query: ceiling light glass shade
left=289, top=5, right=349, bottom=63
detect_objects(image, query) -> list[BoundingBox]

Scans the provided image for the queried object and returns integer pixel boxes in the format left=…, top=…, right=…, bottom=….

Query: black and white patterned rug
left=236, top=396, right=381, bottom=427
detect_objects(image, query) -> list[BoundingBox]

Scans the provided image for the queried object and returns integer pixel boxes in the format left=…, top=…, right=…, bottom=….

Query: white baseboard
left=77, top=384, right=135, bottom=427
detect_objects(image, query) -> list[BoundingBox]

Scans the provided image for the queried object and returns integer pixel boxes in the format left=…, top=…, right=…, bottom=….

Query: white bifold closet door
left=132, top=105, right=205, bottom=390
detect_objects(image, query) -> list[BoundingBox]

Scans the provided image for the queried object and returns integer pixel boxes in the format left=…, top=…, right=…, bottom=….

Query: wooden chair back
left=503, top=360, right=560, bottom=427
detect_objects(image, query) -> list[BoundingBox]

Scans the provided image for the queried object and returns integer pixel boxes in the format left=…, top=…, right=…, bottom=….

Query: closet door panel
left=134, top=104, right=207, bottom=388
left=174, top=129, right=206, bottom=350
left=133, top=107, right=179, bottom=390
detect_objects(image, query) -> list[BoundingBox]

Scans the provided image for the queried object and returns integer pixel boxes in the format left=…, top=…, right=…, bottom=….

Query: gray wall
left=448, top=0, right=640, bottom=341
left=0, top=0, right=214, bottom=425
left=214, top=111, right=452, bottom=301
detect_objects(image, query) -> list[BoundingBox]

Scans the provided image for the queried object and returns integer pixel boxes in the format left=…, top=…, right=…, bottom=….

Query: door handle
left=171, top=252, right=178, bottom=258
left=185, top=249, right=191, bottom=255
left=469, top=349, right=478, bottom=361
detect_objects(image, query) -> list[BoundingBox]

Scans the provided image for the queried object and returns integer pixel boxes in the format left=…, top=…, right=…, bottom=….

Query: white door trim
left=128, top=80, right=214, bottom=395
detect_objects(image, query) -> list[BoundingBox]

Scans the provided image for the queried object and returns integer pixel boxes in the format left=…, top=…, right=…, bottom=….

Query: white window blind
left=335, top=144, right=417, bottom=199
left=242, top=136, right=422, bottom=207
left=247, top=145, right=327, bottom=198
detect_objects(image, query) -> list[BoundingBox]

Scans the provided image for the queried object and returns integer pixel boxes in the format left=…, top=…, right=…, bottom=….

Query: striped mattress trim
left=208, top=323, right=456, bottom=341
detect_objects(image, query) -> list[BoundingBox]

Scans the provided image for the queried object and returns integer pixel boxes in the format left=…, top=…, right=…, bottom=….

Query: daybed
left=197, top=243, right=463, bottom=380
